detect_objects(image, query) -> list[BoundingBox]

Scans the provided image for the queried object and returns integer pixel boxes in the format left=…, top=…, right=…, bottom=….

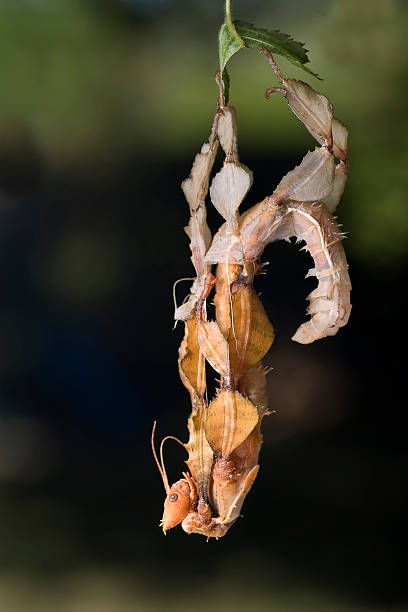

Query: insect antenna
left=159, top=434, right=186, bottom=487
left=151, top=421, right=170, bottom=494
left=172, top=277, right=195, bottom=330
left=172, top=277, right=195, bottom=313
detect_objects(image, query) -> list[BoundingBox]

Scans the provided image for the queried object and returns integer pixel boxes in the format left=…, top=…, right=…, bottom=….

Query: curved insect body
left=283, top=202, right=351, bottom=343
left=238, top=199, right=351, bottom=342
left=154, top=52, right=351, bottom=538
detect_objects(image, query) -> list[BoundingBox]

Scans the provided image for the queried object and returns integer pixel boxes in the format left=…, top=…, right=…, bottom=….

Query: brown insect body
left=177, top=258, right=272, bottom=538
left=181, top=420, right=264, bottom=538
left=154, top=53, right=351, bottom=539
left=161, top=474, right=197, bottom=533
left=213, top=262, right=242, bottom=337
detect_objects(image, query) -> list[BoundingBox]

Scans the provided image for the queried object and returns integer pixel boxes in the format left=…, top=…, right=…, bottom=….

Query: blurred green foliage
left=0, top=5, right=408, bottom=612
left=1, top=5, right=407, bottom=610
left=1, top=0, right=407, bottom=265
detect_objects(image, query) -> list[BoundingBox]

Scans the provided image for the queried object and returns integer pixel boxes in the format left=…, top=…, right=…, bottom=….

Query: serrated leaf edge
left=234, top=20, right=308, bottom=63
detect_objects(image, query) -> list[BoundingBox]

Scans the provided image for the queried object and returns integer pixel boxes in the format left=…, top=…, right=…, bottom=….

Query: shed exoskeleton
left=153, top=51, right=351, bottom=539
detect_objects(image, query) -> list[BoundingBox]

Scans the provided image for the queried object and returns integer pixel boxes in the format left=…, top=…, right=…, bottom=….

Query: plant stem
left=225, top=0, right=233, bottom=29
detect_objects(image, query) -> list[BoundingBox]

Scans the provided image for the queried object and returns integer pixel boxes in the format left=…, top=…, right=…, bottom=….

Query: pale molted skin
left=155, top=52, right=351, bottom=539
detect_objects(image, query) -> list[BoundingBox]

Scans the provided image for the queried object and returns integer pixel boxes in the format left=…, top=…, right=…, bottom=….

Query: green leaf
left=234, top=21, right=308, bottom=62
left=234, top=21, right=321, bottom=80
left=218, top=21, right=245, bottom=73
left=288, top=58, right=322, bottom=81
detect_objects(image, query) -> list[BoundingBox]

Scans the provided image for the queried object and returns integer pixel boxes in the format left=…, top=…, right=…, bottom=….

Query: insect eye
left=169, top=493, right=179, bottom=503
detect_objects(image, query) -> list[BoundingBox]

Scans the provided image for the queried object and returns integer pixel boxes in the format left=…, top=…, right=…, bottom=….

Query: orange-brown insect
left=154, top=50, right=351, bottom=539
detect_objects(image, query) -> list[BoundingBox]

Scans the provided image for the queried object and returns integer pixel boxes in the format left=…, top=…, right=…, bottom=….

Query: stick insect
left=152, top=49, right=351, bottom=539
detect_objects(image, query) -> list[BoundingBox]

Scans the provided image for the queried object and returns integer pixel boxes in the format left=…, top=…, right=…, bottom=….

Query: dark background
left=0, top=1, right=407, bottom=610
